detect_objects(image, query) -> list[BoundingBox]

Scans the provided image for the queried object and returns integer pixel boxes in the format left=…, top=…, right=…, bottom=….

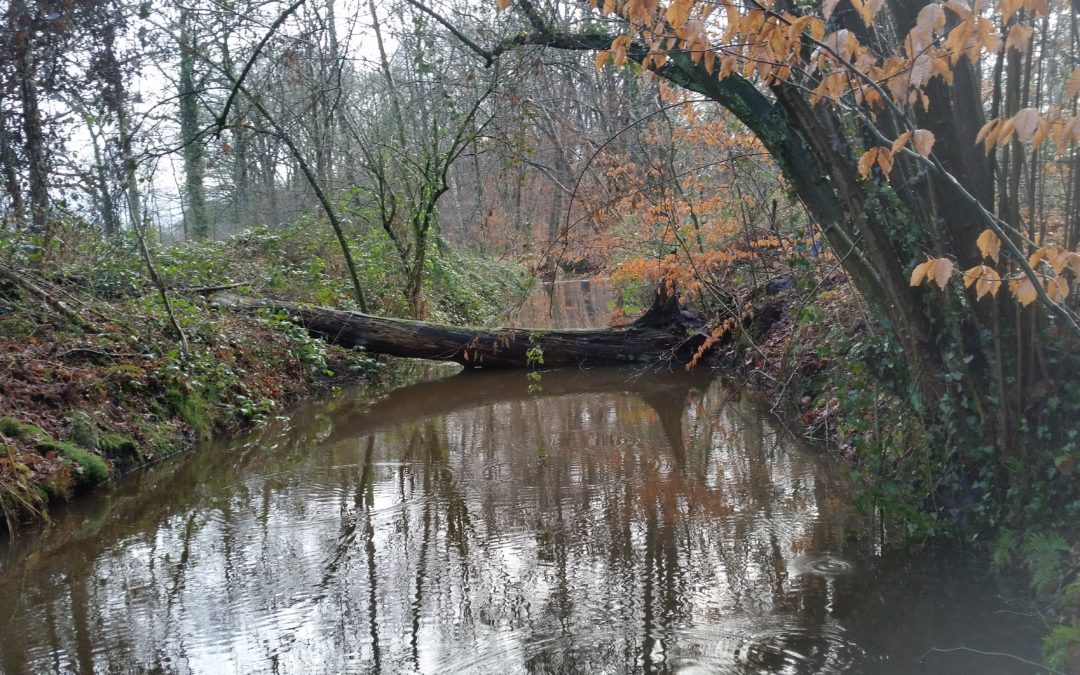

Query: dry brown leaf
left=930, top=257, right=953, bottom=289
left=858, top=148, right=878, bottom=178
left=1046, top=276, right=1070, bottom=303
left=909, top=54, right=933, bottom=87
left=976, top=118, right=999, bottom=149
left=1012, top=108, right=1041, bottom=144
left=1031, top=119, right=1051, bottom=148
left=1006, top=24, right=1034, bottom=52
left=910, top=258, right=953, bottom=290
left=964, top=265, right=1001, bottom=299
left=852, top=0, right=880, bottom=26
left=914, top=4, right=945, bottom=42
left=892, top=131, right=912, bottom=154
left=667, top=0, right=693, bottom=30
left=962, top=266, right=980, bottom=288
left=944, top=17, right=974, bottom=62
left=977, top=17, right=1001, bottom=53
left=911, top=259, right=933, bottom=287
left=943, top=1, right=972, bottom=19
left=1067, top=67, right=1080, bottom=100
left=1051, top=250, right=1080, bottom=277
left=977, top=270, right=1002, bottom=299
left=1010, top=277, right=1038, bottom=306
left=1000, top=0, right=1022, bottom=22
left=1028, top=246, right=1051, bottom=270
left=611, top=34, right=631, bottom=67
left=913, top=129, right=935, bottom=156
left=876, top=147, right=895, bottom=174
left=976, top=229, right=1001, bottom=263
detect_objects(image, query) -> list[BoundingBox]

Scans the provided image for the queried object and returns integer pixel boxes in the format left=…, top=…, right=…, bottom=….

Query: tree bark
left=212, top=289, right=708, bottom=369
left=179, top=8, right=210, bottom=239
left=16, top=40, right=49, bottom=236
left=0, top=102, right=24, bottom=223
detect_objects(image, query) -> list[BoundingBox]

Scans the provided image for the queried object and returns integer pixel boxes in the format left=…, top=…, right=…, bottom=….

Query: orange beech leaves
left=912, top=237, right=1079, bottom=307
left=580, top=0, right=1079, bottom=314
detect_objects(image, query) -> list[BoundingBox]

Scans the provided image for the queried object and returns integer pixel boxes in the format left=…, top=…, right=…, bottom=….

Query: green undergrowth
left=1, top=417, right=109, bottom=486
left=71, top=216, right=525, bottom=324
left=0, top=216, right=524, bottom=533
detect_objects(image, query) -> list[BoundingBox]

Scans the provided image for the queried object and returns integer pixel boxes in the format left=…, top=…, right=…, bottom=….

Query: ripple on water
left=788, top=553, right=855, bottom=577
left=481, top=461, right=509, bottom=480
left=430, top=617, right=874, bottom=674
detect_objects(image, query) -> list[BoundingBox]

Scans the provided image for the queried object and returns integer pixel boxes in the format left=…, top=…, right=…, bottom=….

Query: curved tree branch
left=215, top=0, right=309, bottom=134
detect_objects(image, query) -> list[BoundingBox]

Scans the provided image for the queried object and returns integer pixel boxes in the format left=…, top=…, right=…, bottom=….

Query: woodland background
left=2, top=0, right=1080, bottom=667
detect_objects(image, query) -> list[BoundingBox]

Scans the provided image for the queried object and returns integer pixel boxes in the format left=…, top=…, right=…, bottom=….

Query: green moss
left=1, top=416, right=109, bottom=488
left=165, top=388, right=212, bottom=440
left=99, top=432, right=141, bottom=471
left=67, top=411, right=99, bottom=450
left=55, top=443, right=109, bottom=486
left=33, top=436, right=109, bottom=487
left=98, top=432, right=137, bottom=457
left=0, top=416, right=39, bottom=438
left=132, top=416, right=185, bottom=459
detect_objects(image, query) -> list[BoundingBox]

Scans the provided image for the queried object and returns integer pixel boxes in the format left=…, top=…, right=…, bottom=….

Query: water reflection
left=0, top=369, right=1042, bottom=674
left=512, top=278, right=616, bottom=329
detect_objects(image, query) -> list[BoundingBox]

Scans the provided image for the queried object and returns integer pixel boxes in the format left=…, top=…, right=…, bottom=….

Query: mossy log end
left=212, top=290, right=708, bottom=369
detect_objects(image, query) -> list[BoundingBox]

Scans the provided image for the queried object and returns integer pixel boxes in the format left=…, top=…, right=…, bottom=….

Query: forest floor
left=0, top=287, right=380, bottom=533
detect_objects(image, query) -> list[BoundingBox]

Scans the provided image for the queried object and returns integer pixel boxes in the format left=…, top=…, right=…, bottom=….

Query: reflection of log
left=213, top=289, right=707, bottom=369
left=323, top=367, right=711, bottom=444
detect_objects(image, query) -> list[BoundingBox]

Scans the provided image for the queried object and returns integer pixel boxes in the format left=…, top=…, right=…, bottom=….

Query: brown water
left=0, top=282, right=1048, bottom=674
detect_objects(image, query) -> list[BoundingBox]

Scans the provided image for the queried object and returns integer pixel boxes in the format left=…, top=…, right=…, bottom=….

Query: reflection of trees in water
left=0, top=371, right=857, bottom=673
left=513, top=279, right=616, bottom=330
left=327, top=377, right=852, bottom=672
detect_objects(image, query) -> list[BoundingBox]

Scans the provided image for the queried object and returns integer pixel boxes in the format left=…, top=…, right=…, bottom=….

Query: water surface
left=0, top=367, right=1044, bottom=674
left=510, top=278, right=616, bottom=329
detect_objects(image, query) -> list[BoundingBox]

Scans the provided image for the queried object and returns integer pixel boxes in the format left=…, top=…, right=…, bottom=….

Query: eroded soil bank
left=0, top=283, right=382, bottom=532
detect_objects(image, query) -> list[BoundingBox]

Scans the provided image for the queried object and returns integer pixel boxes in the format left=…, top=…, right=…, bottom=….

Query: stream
left=0, top=280, right=1047, bottom=674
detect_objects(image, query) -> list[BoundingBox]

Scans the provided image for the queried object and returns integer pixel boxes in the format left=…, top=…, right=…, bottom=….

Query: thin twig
left=918, top=645, right=1060, bottom=673
left=215, top=0, right=309, bottom=134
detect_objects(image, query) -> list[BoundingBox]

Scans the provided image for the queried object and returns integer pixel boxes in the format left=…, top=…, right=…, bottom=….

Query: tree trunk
left=16, top=45, right=49, bottom=236
left=0, top=103, right=24, bottom=223
left=212, top=289, right=708, bottom=369
left=179, top=9, right=209, bottom=239
left=119, top=105, right=142, bottom=235
left=86, top=119, right=120, bottom=236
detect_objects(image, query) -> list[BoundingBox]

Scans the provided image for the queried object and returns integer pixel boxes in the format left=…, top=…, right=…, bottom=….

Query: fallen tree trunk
left=212, top=290, right=708, bottom=369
